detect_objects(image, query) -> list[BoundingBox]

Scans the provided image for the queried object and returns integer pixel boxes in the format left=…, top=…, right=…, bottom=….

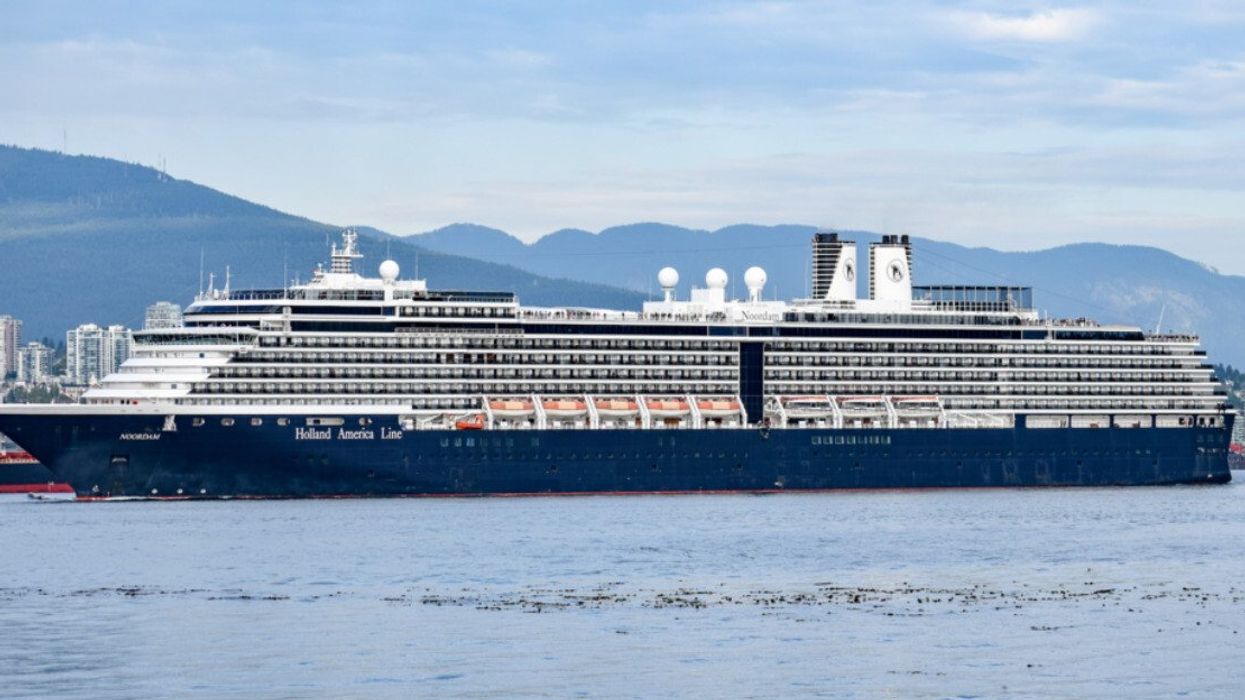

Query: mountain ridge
left=2, top=143, right=1243, bottom=367
left=0, top=145, right=645, bottom=341
left=406, top=223, right=1245, bottom=365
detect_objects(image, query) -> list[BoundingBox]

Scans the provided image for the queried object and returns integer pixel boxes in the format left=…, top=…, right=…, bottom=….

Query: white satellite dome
left=744, top=266, right=767, bottom=301
left=658, top=266, right=679, bottom=289
left=378, top=259, right=400, bottom=283
left=705, top=267, right=728, bottom=290
left=744, top=266, right=767, bottom=290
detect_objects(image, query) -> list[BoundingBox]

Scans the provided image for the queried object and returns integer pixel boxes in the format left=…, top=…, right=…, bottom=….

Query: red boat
left=0, top=450, right=74, bottom=495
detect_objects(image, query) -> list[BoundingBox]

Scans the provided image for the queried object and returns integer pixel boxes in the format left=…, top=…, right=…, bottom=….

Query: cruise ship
left=0, top=231, right=1232, bottom=497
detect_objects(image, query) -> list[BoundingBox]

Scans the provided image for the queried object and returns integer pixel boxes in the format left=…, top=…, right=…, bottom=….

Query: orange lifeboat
left=488, top=398, right=535, bottom=418
left=646, top=398, right=691, bottom=418
left=696, top=398, right=741, bottom=417
left=542, top=398, right=589, bottom=418
left=455, top=414, right=486, bottom=430
left=594, top=397, right=640, bottom=417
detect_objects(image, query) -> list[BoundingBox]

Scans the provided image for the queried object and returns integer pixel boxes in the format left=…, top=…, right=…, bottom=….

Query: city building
left=65, top=323, right=132, bottom=385
left=109, top=325, right=132, bottom=373
left=0, top=315, right=21, bottom=378
left=16, top=341, right=55, bottom=384
left=144, top=301, right=183, bottom=330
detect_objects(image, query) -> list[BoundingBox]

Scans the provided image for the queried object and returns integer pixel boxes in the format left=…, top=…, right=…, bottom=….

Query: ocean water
left=2, top=478, right=1245, bottom=699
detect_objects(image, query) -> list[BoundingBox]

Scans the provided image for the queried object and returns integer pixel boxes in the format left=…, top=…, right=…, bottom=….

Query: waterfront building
left=16, top=342, right=55, bottom=384
left=0, top=316, right=21, bottom=378
left=65, top=323, right=132, bottom=385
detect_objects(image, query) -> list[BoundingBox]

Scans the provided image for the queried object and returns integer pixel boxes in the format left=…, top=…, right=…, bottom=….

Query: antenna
left=224, top=265, right=231, bottom=293
left=1154, top=302, right=1167, bottom=335
left=198, top=247, right=205, bottom=296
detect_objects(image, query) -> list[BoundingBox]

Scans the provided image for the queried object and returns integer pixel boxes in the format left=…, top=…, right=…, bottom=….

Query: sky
left=2, top=1, right=1244, bottom=270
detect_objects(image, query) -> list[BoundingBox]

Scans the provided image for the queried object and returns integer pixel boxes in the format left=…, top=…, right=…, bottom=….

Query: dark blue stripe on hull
left=0, top=413, right=1231, bottom=498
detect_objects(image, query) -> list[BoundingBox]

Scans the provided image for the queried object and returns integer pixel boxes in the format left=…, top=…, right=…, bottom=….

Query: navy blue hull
left=0, top=413, right=1231, bottom=497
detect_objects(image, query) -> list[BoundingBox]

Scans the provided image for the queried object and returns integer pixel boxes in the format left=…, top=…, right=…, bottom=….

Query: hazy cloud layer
left=1, top=1, right=1243, bottom=270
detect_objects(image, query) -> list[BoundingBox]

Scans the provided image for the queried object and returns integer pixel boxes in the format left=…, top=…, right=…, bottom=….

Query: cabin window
left=250, top=418, right=263, bottom=426
left=221, top=418, right=235, bottom=427
left=192, top=417, right=205, bottom=427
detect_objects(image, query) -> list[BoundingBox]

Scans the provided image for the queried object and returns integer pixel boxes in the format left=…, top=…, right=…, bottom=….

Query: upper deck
left=152, top=230, right=1209, bottom=355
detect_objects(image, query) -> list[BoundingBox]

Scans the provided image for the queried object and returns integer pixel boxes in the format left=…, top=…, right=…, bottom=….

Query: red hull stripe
left=0, top=483, right=75, bottom=494
left=69, top=480, right=1219, bottom=501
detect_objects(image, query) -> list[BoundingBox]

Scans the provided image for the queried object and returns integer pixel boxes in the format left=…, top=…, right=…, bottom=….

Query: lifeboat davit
left=594, top=397, right=640, bottom=417
left=696, top=398, right=741, bottom=417
left=646, top=398, right=691, bottom=418
left=488, top=398, right=535, bottom=418
left=542, top=398, right=588, bottom=418
left=455, top=414, right=486, bottom=430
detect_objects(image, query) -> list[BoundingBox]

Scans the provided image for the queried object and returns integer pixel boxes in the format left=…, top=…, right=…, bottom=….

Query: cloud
left=485, top=49, right=553, bottom=70
left=950, top=8, right=1101, bottom=42
left=4, top=0, right=1245, bottom=273
left=1090, top=58, right=1245, bottom=117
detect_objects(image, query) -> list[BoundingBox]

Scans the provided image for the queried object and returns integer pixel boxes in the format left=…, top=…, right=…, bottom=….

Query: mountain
left=4, top=142, right=1242, bottom=368
left=0, top=146, right=644, bottom=340
left=408, top=223, right=1245, bottom=367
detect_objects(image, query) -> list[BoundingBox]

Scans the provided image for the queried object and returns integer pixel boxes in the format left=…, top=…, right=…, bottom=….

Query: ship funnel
left=869, top=234, right=913, bottom=304
left=811, top=231, right=856, bottom=302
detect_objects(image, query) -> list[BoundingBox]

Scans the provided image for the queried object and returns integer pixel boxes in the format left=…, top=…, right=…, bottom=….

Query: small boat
left=838, top=396, right=888, bottom=413
left=27, top=491, right=75, bottom=502
left=455, top=414, right=486, bottom=430
left=488, top=398, right=535, bottom=418
left=594, top=397, right=640, bottom=417
left=646, top=398, right=691, bottom=418
left=0, top=451, right=73, bottom=495
left=542, top=398, right=588, bottom=418
left=696, top=398, right=742, bottom=418
left=893, top=396, right=942, bottom=414
left=781, top=396, right=835, bottom=418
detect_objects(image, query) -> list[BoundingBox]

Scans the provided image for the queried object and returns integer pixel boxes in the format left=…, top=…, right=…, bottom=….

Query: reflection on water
left=2, top=477, right=1244, bottom=699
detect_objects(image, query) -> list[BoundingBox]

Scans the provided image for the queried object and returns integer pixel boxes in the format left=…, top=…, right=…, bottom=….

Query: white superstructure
left=81, top=230, right=1229, bottom=432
